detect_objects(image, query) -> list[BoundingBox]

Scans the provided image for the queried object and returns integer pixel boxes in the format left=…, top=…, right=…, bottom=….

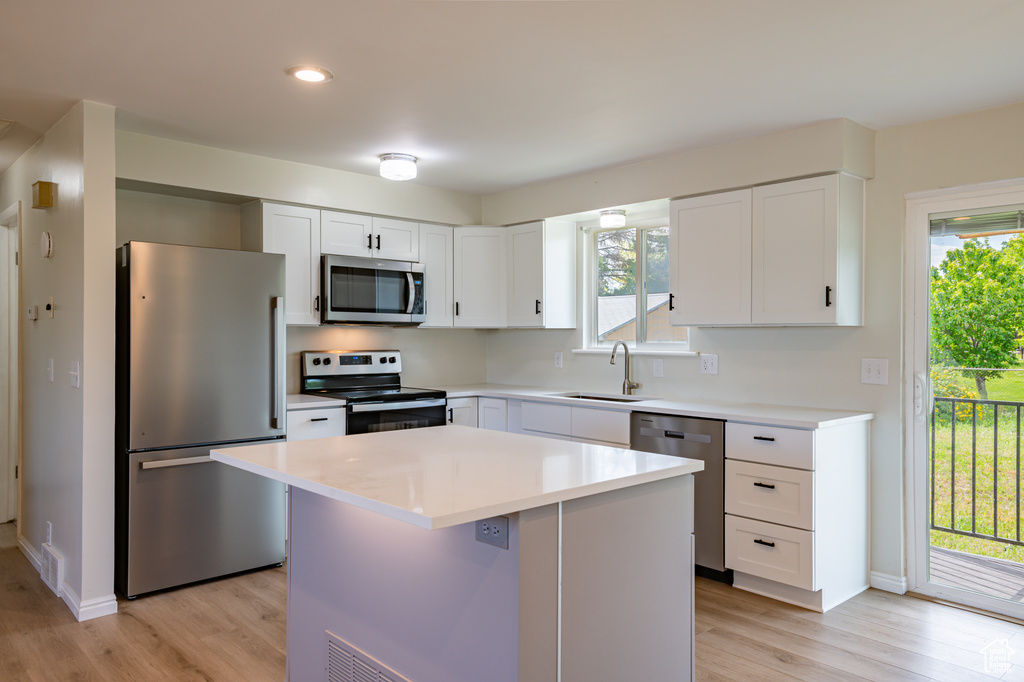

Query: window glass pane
left=643, top=227, right=687, bottom=344
left=596, top=229, right=636, bottom=345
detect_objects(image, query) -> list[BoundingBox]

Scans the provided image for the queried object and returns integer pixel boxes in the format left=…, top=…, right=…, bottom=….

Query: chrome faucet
left=610, top=341, right=640, bottom=395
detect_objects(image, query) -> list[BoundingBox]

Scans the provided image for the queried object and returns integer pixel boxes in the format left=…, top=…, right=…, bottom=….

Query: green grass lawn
left=986, top=358, right=1024, bottom=402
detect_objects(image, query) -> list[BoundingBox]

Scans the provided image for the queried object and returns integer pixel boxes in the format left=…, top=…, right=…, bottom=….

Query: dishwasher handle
left=664, top=430, right=713, bottom=444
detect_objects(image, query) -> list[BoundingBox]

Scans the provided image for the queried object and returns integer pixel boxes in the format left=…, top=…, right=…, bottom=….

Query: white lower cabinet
left=287, top=406, right=346, bottom=441
left=519, top=401, right=630, bottom=447
left=446, top=397, right=478, bottom=427
left=478, top=397, right=508, bottom=431
left=724, top=420, right=868, bottom=612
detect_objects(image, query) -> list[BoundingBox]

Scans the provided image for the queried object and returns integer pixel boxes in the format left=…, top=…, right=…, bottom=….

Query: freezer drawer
left=117, top=444, right=286, bottom=597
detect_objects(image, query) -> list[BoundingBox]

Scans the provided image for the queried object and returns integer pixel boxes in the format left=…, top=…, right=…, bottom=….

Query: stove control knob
left=312, top=357, right=321, bottom=366
left=379, top=356, right=387, bottom=364
left=323, top=357, right=332, bottom=366
left=388, top=356, right=397, bottom=363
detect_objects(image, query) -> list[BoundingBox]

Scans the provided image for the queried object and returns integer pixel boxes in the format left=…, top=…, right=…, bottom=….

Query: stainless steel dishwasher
left=630, top=412, right=730, bottom=583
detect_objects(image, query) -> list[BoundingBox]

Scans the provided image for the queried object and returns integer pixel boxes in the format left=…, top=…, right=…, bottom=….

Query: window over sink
left=589, top=219, right=688, bottom=350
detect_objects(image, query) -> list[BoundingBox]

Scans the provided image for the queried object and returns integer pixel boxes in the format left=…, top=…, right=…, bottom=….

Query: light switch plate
left=861, top=358, right=888, bottom=385
left=653, top=358, right=664, bottom=378
left=554, top=351, right=562, bottom=369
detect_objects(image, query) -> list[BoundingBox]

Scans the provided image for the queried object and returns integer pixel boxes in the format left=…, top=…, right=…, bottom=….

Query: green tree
left=930, top=236, right=1024, bottom=399
left=597, top=229, right=636, bottom=296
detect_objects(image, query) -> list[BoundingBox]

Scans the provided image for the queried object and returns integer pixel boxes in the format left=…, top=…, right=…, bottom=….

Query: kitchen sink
left=551, top=392, right=648, bottom=403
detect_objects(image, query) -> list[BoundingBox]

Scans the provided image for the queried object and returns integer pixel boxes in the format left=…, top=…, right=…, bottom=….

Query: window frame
left=586, top=218, right=689, bottom=351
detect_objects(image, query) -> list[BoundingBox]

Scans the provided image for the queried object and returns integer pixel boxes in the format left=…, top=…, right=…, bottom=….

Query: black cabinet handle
left=367, top=234, right=373, bottom=249
left=754, top=539, right=776, bottom=548
left=314, top=295, right=320, bottom=312
left=753, top=436, right=776, bottom=442
left=669, top=293, right=675, bottom=311
left=448, top=408, right=454, bottom=423
left=825, top=285, right=832, bottom=307
left=535, top=299, right=541, bottom=315
left=455, top=302, right=460, bottom=316
left=310, top=417, right=328, bottom=423
left=376, top=234, right=381, bottom=250
left=753, top=481, right=776, bottom=489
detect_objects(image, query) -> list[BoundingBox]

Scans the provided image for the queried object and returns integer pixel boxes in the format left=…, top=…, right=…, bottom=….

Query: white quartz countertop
left=439, top=383, right=873, bottom=429
left=211, top=425, right=703, bottom=530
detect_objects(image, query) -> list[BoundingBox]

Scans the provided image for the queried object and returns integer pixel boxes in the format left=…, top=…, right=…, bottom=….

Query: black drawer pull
left=754, top=538, right=776, bottom=548
left=753, top=436, right=776, bottom=442
left=753, top=481, right=776, bottom=490
left=448, top=408, right=454, bottom=423
left=310, top=417, right=329, bottom=423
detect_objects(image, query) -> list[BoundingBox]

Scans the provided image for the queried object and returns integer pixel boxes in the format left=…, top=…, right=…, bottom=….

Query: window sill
left=572, top=348, right=699, bottom=357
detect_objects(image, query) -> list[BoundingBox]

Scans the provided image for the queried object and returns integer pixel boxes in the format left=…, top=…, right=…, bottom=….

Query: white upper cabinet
left=507, top=220, right=576, bottom=328
left=241, top=202, right=321, bottom=326
left=669, top=174, right=863, bottom=327
left=751, top=174, right=863, bottom=326
left=321, top=210, right=419, bottom=262
left=454, top=226, right=507, bottom=328
left=419, top=224, right=455, bottom=328
left=669, top=189, right=752, bottom=326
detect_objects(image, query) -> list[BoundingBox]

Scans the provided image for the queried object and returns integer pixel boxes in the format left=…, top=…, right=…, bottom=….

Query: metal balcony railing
left=931, top=397, right=1024, bottom=547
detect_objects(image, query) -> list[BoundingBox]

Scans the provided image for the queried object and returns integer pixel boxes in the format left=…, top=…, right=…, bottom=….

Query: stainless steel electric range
left=299, top=350, right=447, bottom=434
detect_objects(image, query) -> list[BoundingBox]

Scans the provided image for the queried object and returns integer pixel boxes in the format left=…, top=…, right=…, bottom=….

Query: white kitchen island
left=212, top=425, right=703, bottom=682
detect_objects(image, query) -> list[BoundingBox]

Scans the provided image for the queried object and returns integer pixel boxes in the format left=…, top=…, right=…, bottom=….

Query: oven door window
left=347, top=404, right=446, bottom=434
left=329, top=266, right=410, bottom=315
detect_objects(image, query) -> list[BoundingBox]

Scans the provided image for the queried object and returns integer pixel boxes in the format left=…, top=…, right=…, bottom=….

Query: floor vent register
left=326, top=630, right=413, bottom=682
left=40, top=542, right=65, bottom=597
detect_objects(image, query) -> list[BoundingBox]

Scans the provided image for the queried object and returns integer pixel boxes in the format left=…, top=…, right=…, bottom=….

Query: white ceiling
left=2, top=0, right=1024, bottom=195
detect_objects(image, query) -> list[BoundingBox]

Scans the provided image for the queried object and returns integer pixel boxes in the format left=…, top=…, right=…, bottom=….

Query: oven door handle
left=349, top=398, right=447, bottom=413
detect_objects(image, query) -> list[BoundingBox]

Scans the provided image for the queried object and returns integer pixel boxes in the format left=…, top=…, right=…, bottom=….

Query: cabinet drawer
left=726, top=460, right=814, bottom=530
left=726, top=422, right=814, bottom=469
left=287, top=407, right=346, bottom=441
left=521, top=401, right=572, bottom=435
left=571, top=407, right=630, bottom=446
left=725, top=515, right=814, bottom=591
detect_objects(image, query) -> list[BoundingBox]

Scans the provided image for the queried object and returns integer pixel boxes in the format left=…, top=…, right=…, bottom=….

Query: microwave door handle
left=405, top=273, right=415, bottom=314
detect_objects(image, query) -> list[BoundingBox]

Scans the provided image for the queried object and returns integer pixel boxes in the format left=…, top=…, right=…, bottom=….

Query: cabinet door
left=446, top=397, right=478, bottom=427
left=478, top=397, right=508, bottom=431
left=669, top=189, right=752, bottom=325
left=372, top=217, right=419, bottom=261
left=261, top=203, right=321, bottom=326
left=321, top=210, right=372, bottom=257
left=454, top=227, right=507, bottom=328
left=752, top=175, right=838, bottom=324
left=418, top=225, right=454, bottom=327
left=507, top=222, right=545, bottom=327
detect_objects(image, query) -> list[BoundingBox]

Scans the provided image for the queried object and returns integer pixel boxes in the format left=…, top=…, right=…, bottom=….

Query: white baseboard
left=18, top=534, right=118, bottom=621
left=870, top=571, right=908, bottom=594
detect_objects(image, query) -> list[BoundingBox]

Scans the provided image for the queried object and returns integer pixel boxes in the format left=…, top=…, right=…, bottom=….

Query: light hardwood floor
left=4, top=520, right=1024, bottom=681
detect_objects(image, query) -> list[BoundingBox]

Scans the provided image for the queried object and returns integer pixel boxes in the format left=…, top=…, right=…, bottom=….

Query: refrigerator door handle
left=140, top=455, right=213, bottom=470
left=272, top=296, right=285, bottom=429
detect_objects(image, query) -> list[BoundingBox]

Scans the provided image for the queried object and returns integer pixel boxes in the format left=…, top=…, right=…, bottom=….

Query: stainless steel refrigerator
left=115, top=241, right=287, bottom=597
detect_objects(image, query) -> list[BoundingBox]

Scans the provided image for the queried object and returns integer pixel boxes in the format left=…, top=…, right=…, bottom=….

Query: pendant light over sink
left=379, top=153, right=418, bottom=181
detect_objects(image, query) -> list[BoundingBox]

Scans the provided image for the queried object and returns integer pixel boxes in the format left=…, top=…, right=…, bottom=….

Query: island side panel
left=286, top=487, right=520, bottom=682
left=517, top=504, right=559, bottom=682
left=560, top=475, right=695, bottom=681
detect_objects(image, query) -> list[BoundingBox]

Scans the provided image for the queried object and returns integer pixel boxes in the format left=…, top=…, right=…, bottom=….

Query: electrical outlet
left=700, top=354, right=718, bottom=375
left=47, top=358, right=53, bottom=383
left=475, top=516, right=509, bottom=549
left=554, top=351, right=563, bottom=369
left=861, top=358, right=888, bottom=385
left=653, top=358, right=664, bottom=378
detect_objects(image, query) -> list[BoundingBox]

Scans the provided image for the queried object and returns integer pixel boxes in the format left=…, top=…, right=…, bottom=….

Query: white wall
left=116, top=189, right=242, bottom=249
left=0, top=101, right=117, bottom=618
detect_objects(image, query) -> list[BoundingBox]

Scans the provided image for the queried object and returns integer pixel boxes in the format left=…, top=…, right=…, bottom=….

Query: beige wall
left=0, top=101, right=117, bottom=615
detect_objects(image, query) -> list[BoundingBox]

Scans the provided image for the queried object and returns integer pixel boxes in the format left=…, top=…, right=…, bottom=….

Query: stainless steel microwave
left=320, top=254, right=425, bottom=325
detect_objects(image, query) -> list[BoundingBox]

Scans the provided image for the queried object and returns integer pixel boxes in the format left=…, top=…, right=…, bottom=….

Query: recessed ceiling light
left=286, top=65, right=334, bottom=83
left=379, top=154, right=418, bottom=181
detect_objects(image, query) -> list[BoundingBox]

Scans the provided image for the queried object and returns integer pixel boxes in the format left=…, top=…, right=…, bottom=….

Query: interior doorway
left=905, top=180, right=1024, bottom=620
left=0, top=201, right=20, bottom=525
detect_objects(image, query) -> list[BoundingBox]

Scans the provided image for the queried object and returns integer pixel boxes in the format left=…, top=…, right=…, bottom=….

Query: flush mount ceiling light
left=599, top=209, right=627, bottom=228
left=378, top=153, right=418, bottom=181
left=286, top=65, right=334, bottom=83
